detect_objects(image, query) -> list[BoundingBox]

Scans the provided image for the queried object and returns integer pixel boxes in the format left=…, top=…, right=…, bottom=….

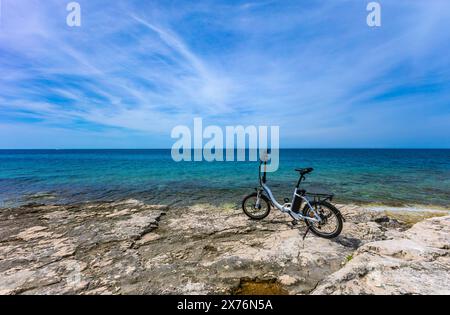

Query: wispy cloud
left=0, top=0, right=449, bottom=148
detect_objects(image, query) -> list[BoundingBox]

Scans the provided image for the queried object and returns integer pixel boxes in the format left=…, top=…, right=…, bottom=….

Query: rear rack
left=305, top=192, right=334, bottom=203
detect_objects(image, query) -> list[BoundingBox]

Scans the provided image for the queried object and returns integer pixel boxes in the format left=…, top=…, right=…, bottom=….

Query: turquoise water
left=0, top=149, right=449, bottom=208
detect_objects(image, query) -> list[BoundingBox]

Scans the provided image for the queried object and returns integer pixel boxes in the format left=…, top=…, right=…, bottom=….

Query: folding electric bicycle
left=242, top=159, right=343, bottom=239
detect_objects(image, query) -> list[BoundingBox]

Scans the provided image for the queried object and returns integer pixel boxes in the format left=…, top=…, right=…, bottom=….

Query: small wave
left=24, top=192, right=58, bottom=200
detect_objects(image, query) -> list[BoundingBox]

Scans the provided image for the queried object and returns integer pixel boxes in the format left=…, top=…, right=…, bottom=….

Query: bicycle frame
left=257, top=162, right=322, bottom=223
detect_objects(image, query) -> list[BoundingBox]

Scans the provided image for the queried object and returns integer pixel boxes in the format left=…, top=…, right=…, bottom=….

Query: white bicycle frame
left=258, top=184, right=322, bottom=223
left=256, top=160, right=322, bottom=223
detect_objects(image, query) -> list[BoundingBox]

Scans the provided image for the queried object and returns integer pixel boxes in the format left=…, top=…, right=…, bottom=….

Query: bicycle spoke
left=308, top=206, right=339, bottom=235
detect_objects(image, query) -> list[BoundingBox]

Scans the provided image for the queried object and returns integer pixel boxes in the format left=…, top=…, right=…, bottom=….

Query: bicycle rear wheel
left=303, top=201, right=343, bottom=239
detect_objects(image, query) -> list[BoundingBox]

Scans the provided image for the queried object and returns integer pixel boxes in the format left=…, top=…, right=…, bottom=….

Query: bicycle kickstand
left=302, top=226, right=311, bottom=240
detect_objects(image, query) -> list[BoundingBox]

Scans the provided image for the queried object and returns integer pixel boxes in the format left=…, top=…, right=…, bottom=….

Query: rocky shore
left=0, top=200, right=448, bottom=295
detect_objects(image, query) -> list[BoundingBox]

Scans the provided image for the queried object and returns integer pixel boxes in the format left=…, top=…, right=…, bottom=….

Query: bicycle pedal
left=291, top=220, right=299, bottom=226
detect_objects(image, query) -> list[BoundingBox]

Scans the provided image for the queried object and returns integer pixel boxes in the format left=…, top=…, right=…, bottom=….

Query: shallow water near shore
left=1, top=149, right=449, bottom=208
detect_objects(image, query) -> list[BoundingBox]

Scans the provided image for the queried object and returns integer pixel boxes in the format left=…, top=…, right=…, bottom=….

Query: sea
left=0, top=149, right=449, bottom=209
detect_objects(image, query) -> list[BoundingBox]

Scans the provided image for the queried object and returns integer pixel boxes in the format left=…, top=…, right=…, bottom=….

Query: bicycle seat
left=295, top=167, right=314, bottom=175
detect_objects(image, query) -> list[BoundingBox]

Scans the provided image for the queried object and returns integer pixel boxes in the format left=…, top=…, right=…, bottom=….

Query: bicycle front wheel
left=242, top=192, right=271, bottom=220
left=303, top=201, right=343, bottom=239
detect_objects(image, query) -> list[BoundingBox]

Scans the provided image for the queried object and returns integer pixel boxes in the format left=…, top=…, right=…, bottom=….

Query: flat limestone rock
left=311, top=216, right=450, bottom=295
left=0, top=200, right=447, bottom=295
left=0, top=200, right=167, bottom=295
left=121, top=204, right=418, bottom=295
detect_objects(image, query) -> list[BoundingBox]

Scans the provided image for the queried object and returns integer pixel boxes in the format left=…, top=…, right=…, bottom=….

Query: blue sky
left=0, top=0, right=449, bottom=148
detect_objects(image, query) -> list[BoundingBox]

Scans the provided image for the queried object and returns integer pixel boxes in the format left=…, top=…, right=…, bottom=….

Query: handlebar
left=259, top=159, right=310, bottom=188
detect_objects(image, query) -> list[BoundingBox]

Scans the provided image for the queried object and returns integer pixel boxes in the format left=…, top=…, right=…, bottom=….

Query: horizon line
left=0, top=148, right=449, bottom=150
